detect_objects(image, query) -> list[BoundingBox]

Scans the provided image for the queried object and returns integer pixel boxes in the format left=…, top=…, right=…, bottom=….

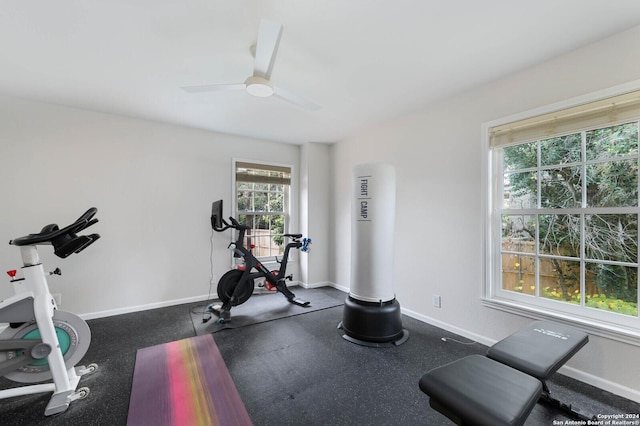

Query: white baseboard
left=80, top=294, right=212, bottom=320
left=299, top=281, right=333, bottom=289
left=327, top=282, right=349, bottom=293
left=400, top=306, right=497, bottom=347
left=558, top=364, right=640, bottom=403
left=80, top=282, right=306, bottom=320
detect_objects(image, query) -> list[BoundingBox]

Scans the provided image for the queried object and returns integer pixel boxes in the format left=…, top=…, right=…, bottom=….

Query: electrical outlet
left=53, top=293, right=62, bottom=306
left=432, top=295, right=441, bottom=308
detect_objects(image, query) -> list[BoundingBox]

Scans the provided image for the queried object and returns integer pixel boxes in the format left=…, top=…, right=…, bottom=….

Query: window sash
left=494, top=134, right=640, bottom=318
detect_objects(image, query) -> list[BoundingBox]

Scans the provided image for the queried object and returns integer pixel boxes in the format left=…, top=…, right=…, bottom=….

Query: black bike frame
left=225, top=217, right=301, bottom=301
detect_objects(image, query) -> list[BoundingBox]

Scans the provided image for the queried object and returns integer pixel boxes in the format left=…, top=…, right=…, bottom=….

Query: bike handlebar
left=9, top=208, right=100, bottom=258
left=227, top=216, right=246, bottom=229
left=213, top=215, right=309, bottom=248
left=213, top=216, right=250, bottom=232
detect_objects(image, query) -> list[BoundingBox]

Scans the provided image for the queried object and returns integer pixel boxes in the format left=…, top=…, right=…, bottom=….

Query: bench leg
left=539, top=381, right=596, bottom=422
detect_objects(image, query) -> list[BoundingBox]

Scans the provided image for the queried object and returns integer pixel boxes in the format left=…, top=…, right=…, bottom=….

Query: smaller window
left=235, top=161, right=291, bottom=259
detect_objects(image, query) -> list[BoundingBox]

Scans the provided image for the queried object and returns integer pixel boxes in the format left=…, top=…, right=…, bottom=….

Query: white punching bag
left=340, top=163, right=408, bottom=346
left=350, top=163, right=396, bottom=303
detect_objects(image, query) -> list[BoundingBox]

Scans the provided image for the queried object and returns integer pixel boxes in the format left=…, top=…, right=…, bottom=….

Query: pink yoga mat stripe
left=127, top=334, right=252, bottom=426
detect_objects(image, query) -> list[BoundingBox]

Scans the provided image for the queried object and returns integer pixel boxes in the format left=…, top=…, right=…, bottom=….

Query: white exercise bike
left=0, top=208, right=100, bottom=416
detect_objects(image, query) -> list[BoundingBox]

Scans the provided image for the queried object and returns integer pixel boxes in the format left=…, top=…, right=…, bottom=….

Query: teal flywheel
left=21, top=327, right=72, bottom=366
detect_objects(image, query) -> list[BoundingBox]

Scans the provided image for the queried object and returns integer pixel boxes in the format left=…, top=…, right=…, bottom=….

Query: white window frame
left=482, top=80, right=640, bottom=345
left=231, top=159, right=294, bottom=263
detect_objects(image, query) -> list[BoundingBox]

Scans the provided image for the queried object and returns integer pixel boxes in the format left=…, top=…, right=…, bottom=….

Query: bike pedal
left=290, top=297, right=310, bottom=307
left=206, top=304, right=221, bottom=313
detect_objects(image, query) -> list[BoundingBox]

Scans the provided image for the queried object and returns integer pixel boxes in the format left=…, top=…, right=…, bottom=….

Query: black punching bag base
left=338, top=296, right=409, bottom=347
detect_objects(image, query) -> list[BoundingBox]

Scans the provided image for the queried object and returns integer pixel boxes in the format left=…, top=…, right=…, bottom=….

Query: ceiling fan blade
left=273, top=86, right=321, bottom=111
left=181, top=83, right=246, bottom=93
left=253, top=19, right=283, bottom=80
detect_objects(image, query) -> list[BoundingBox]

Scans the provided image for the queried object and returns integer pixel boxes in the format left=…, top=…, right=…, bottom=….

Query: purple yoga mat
left=127, top=334, right=252, bottom=426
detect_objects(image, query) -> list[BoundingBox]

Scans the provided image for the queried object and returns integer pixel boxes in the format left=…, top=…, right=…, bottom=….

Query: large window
left=485, top=88, right=640, bottom=341
left=235, top=161, right=291, bottom=259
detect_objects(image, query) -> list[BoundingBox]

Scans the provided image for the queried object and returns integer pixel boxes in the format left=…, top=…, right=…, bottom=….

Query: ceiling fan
left=181, top=19, right=320, bottom=111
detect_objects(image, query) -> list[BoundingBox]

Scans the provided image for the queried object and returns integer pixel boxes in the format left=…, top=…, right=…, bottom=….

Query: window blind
left=490, top=90, right=640, bottom=147
left=235, top=162, right=291, bottom=185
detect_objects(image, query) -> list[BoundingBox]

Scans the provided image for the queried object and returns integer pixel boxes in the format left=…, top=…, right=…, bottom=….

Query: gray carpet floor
left=0, top=287, right=638, bottom=425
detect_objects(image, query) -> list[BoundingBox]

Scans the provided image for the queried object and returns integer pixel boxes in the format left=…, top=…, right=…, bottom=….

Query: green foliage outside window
left=502, top=122, right=639, bottom=316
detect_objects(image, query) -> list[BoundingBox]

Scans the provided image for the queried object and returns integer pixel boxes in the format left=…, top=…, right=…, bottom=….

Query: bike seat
left=284, top=233, right=302, bottom=239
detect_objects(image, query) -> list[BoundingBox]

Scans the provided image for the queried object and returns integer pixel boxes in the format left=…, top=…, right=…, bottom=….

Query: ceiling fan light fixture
left=245, top=76, right=274, bottom=97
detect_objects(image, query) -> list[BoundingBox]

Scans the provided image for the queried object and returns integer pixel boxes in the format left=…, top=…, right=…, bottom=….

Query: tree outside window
left=500, top=122, right=639, bottom=317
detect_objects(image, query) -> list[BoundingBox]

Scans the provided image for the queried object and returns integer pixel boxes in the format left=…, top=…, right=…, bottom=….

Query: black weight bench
left=419, top=320, right=591, bottom=426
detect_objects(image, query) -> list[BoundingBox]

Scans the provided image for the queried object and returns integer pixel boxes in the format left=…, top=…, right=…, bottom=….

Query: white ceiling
left=2, top=1, right=640, bottom=145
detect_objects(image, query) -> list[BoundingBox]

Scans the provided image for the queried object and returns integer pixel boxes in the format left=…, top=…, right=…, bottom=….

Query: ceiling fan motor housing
left=245, top=76, right=274, bottom=97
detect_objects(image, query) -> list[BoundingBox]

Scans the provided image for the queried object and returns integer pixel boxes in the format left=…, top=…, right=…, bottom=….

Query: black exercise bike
left=208, top=200, right=311, bottom=324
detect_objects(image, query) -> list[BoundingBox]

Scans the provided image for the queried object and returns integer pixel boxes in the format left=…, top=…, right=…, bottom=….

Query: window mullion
left=537, top=141, right=542, bottom=209
left=535, top=215, right=540, bottom=297
left=580, top=130, right=587, bottom=307
left=534, top=141, right=542, bottom=297
left=637, top=121, right=640, bottom=317
left=494, top=149, right=504, bottom=299
left=535, top=141, right=541, bottom=298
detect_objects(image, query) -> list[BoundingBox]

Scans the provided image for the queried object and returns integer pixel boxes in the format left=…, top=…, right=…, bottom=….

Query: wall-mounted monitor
left=211, top=200, right=223, bottom=230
